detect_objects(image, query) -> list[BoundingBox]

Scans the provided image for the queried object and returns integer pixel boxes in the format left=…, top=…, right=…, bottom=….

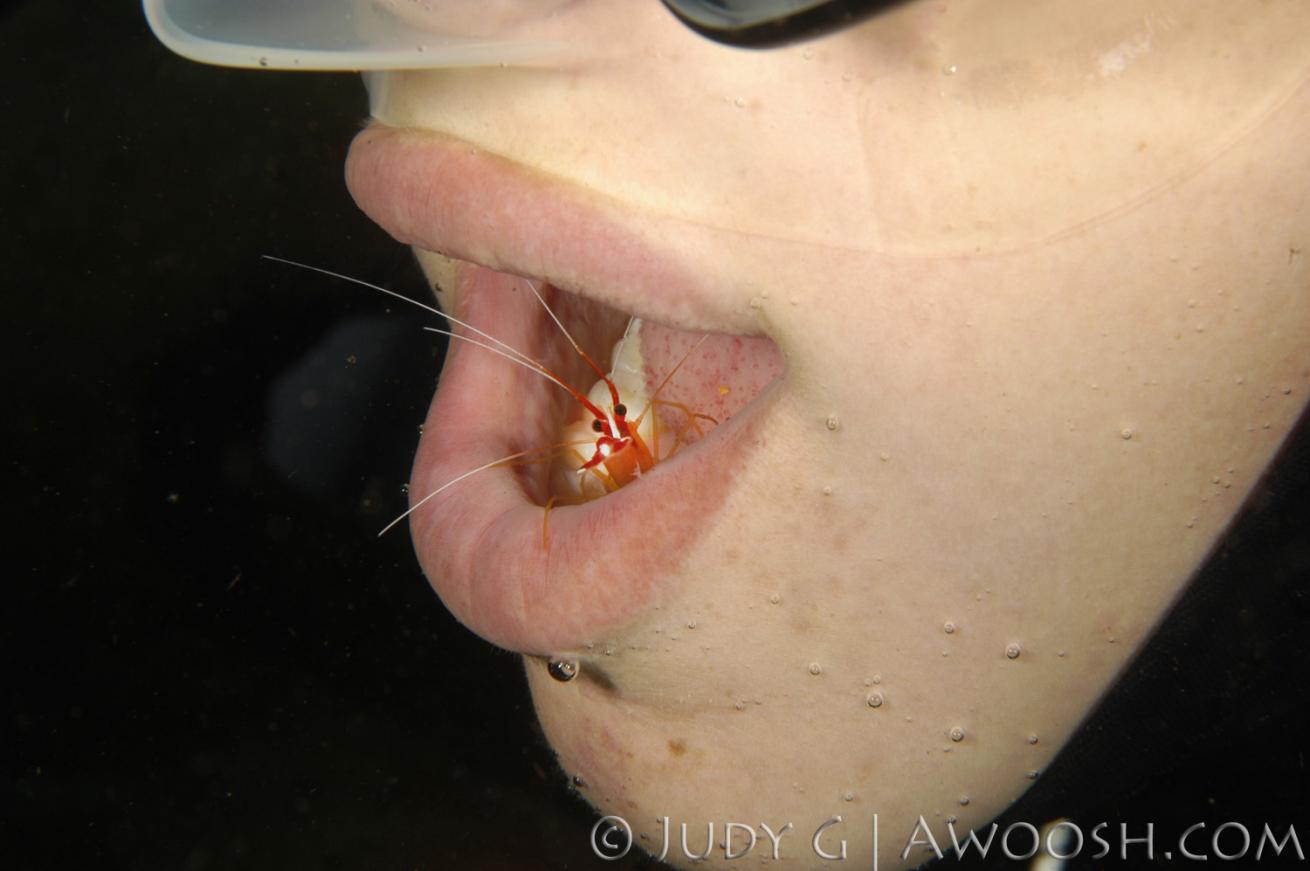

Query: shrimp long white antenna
left=377, top=451, right=517, bottom=538
left=524, top=278, right=623, bottom=409
left=420, top=326, right=586, bottom=399
left=263, top=255, right=611, bottom=417
left=262, top=255, right=445, bottom=316
left=376, top=441, right=588, bottom=537
left=525, top=279, right=589, bottom=360
left=263, top=256, right=562, bottom=380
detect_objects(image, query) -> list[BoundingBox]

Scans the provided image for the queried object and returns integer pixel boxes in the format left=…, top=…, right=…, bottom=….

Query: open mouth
left=346, top=125, right=784, bottom=656
left=424, top=262, right=774, bottom=504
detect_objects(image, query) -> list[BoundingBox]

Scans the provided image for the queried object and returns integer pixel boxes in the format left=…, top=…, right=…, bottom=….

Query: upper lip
left=345, top=123, right=779, bottom=656
left=345, top=124, right=764, bottom=338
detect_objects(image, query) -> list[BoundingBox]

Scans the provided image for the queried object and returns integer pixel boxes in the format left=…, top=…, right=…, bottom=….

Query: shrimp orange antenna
left=524, top=280, right=623, bottom=410
left=633, top=334, right=711, bottom=428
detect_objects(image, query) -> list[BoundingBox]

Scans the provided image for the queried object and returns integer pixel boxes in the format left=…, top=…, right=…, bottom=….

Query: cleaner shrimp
left=263, top=256, right=718, bottom=545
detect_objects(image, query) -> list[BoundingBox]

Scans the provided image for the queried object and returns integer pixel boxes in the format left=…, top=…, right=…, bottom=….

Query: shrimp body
left=552, top=318, right=661, bottom=501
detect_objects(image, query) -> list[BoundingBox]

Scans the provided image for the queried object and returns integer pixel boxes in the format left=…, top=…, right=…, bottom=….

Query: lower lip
left=407, top=265, right=777, bottom=656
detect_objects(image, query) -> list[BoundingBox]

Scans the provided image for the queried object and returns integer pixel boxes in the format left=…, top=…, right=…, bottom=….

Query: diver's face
left=345, top=1, right=1310, bottom=867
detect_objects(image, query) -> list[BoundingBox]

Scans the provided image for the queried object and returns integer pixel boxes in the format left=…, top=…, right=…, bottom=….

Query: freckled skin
left=351, top=1, right=1310, bottom=868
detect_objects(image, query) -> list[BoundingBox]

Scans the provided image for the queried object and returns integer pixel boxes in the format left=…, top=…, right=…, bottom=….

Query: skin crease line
left=328, top=1, right=1310, bottom=868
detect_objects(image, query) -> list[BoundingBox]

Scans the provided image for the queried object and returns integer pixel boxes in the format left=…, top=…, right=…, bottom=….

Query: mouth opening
left=430, top=260, right=783, bottom=513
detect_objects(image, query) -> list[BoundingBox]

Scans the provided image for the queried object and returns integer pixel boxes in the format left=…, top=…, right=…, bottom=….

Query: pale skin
left=344, top=1, right=1310, bottom=867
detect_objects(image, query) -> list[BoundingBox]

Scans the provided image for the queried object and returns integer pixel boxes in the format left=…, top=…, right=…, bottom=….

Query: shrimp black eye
left=592, top=419, right=604, bottom=433
left=614, top=403, right=627, bottom=417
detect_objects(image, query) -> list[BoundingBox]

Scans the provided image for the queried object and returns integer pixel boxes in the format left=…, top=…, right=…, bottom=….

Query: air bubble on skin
left=843, top=791, right=856, bottom=802
left=1283, top=386, right=1294, bottom=395
left=769, top=593, right=782, bottom=605
left=879, top=451, right=890, bottom=461
left=1057, top=650, right=1067, bottom=658
left=943, top=64, right=958, bottom=75
left=959, top=796, right=970, bottom=807
left=866, top=692, right=885, bottom=708
left=547, top=659, right=578, bottom=682
left=732, top=96, right=746, bottom=108
left=1120, top=427, right=1134, bottom=440
left=1005, top=643, right=1022, bottom=660
left=950, top=727, right=965, bottom=742
left=808, top=662, right=823, bottom=676
left=944, top=621, right=957, bottom=634
left=1026, top=770, right=1041, bottom=780
left=572, top=774, right=587, bottom=788
left=734, top=701, right=745, bottom=711
left=802, top=48, right=814, bottom=60
left=822, top=485, right=834, bottom=496
left=687, top=620, right=697, bottom=630
left=825, top=414, right=841, bottom=431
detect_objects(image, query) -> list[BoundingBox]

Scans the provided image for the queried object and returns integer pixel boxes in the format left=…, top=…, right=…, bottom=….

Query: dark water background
left=3, top=2, right=1308, bottom=870
left=3, top=2, right=654, bottom=868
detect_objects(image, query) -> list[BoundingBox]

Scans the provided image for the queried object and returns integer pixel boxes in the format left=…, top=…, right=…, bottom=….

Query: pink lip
left=346, top=125, right=778, bottom=655
left=345, top=125, right=761, bottom=337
